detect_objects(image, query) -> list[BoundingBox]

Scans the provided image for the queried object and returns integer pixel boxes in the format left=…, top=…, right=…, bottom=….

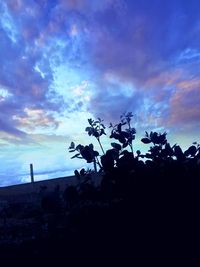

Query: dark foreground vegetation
left=0, top=112, right=200, bottom=265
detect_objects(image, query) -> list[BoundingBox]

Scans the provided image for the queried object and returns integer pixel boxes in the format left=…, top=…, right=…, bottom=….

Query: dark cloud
left=94, top=1, right=195, bottom=78
left=76, top=0, right=200, bottom=131
left=0, top=118, right=26, bottom=137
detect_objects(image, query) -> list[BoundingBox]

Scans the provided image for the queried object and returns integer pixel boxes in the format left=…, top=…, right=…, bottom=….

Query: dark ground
left=0, top=181, right=200, bottom=266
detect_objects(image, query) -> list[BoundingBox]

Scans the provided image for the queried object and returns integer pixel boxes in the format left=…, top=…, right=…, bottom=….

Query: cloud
left=0, top=1, right=66, bottom=140
left=12, top=108, right=59, bottom=133
left=168, top=79, right=200, bottom=130
left=0, top=119, right=26, bottom=141
left=2, top=0, right=200, bottom=133
left=70, top=0, right=200, bottom=134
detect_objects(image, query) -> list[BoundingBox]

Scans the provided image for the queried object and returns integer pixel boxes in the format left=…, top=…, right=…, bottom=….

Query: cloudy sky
left=0, top=0, right=200, bottom=186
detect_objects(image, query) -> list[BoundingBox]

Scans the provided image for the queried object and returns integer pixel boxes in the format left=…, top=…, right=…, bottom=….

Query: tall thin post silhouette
left=30, top=163, right=34, bottom=183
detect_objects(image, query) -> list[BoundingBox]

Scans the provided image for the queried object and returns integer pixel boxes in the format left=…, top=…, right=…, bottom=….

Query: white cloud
left=0, top=2, right=18, bottom=42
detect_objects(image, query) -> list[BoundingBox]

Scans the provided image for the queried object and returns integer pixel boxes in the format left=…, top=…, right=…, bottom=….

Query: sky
left=0, top=0, right=200, bottom=186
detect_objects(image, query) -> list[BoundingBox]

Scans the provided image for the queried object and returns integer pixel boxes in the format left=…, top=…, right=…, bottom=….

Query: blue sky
left=0, top=0, right=200, bottom=186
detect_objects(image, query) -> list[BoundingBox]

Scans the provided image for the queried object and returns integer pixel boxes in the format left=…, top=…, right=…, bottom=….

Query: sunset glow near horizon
left=0, top=0, right=200, bottom=186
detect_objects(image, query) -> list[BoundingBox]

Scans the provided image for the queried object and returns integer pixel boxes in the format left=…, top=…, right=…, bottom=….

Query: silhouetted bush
left=69, top=112, right=200, bottom=200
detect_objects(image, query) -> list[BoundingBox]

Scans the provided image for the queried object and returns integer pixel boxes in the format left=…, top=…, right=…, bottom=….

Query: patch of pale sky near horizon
left=0, top=124, right=198, bottom=186
left=0, top=139, right=86, bottom=186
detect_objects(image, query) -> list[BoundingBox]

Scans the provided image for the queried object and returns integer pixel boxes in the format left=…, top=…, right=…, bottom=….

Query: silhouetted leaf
left=184, top=145, right=197, bottom=157
left=121, top=131, right=130, bottom=138
left=117, top=123, right=122, bottom=133
left=151, top=132, right=158, bottom=144
left=69, top=149, right=76, bottom=152
left=136, top=150, right=141, bottom=155
left=88, top=118, right=93, bottom=125
left=80, top=168, right=86, bottom=176
left=85, top=127, right=95, bottom=136
left=111, top=142, right=122, bottom=150
left=100, top=129, right=106, bottom=135
left=130, top=127, right=136, bottom=134
left=111, top=132, right=120, bottom=139
left=74, top=170, right=80, bottom=178
left=157, top=133, right=167, bottom=144
left=107, top=148, right=119, bottom=160
left=71, top=153, right=81, bottom=159
left=118, top=136, right=126, bottom=143
left=81, top=146, right=93, bottom=161
left=165, top=143, right=173, bottom=156
left=141, top=138, right=151, bottom=144
left=127, top=111, right=133, bottom=117
left=94, top=151, right=99, bottom=156
left=172, top=143, right=177, bottom=149
left=76, top=144, right=84, bottom=151
left=85, top=127, right=92, bottom=132
left=93, top=130, right=99, bottom=138
left=89, top=143, right=94, bottom=150
left=129, top=135, right=135, bottom=141
left=174, top=145, right=185, bottom=160
left=123, top=142, right=128, bottom=148
left=69, top=141, right=75, bottom=149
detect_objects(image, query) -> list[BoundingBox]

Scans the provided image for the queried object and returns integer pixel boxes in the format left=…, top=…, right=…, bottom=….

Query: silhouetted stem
left=96, top=156, right=102, bottom=169
left=129, top=143, right=134, bottom=156
left=97, top=137, right=105, bottom=155
left=93, top=159, right=97, bottom=173
left=127, top=120, right=134, bottom=157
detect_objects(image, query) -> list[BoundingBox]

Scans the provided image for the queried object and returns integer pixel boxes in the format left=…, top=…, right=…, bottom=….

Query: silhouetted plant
left=102, top=112, right=137, bottom=173
left=74, top=168, right=93, bottom=188
left=184, top=142, right=200, bottom=158
left=68, top=111, right=200, bottom=201
left=140, top=131, right=178, bottom=163
left=85, top=117, right=106, bottom=155
left=141, top=131, right=167, bottom=146
left=173, top=144, right=185, bottom=161
left=69, top=142, right=99, bottom=172
left=110, top=112, right=136, bottom=154
left=69, top=112, right=137, bottom=174
left=68, top=118, right=108, bottom=172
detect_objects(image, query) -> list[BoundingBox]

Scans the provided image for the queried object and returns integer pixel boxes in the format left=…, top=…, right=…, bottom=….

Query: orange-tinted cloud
left=13, top=108, right=59, bottom=131
left=168, top=79, right=200, bottom=128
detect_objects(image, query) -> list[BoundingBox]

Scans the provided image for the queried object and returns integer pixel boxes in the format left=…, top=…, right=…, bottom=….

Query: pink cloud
left=13, top=108, right=59, bottom=131
left=167, top=79, right=200, bottom=129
